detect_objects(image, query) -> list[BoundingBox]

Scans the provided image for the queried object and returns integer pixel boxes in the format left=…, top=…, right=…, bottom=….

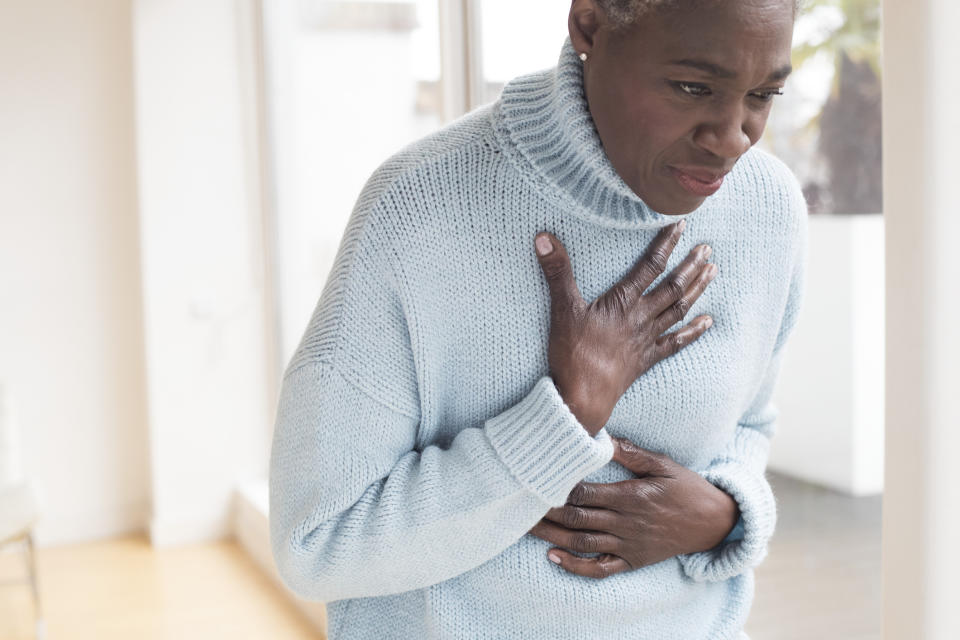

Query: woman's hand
left=528, top=437, right=740, bottom=579
left=534, top=220, right=717, bottom=435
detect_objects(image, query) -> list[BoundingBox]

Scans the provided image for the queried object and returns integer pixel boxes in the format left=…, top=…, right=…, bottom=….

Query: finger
left=644, top=244, right=713, bottom=317
left=565, top=480, right=643, bottom=509
left=543, top=505, right=621, bottom=533
left=528, top=519, right=621, bottom=555
left=654, top=314, right=713, bottom=360
left=611, top=437, right=672, bottom=477
left=652, top=262, right=718, bottom=334
left=610, top=220, right=687, bottom=308
left=547, top=549, right=631, bottom=580
left=534, top=232, right=585, bottom=318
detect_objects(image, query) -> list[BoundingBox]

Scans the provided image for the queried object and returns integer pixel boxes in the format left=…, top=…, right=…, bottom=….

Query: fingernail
left=677, top=219, right=687, bottom=232
left=548, top=552, right=562, bottom=565
left=703, top=245, right=712, bottom=259
left=708, top=263, right=719, bottom=277
left=535, top=235, right=553, bottom=256
left=704, top=316, right=713, bottom=329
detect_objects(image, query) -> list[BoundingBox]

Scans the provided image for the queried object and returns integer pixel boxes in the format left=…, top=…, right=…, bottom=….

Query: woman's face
left=572, top=0, right=795, bottom=215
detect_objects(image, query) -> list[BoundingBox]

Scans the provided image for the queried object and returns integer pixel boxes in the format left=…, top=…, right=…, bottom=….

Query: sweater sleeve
left=677, top=202, right=808, bottom=583
left=270, top=366, right=613, bottom=603
left=268, top=201, right=613, bottom=602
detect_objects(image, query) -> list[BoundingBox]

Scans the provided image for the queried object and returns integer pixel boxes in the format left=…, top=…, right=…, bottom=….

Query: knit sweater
left=269, top=38, right=807, bottom=640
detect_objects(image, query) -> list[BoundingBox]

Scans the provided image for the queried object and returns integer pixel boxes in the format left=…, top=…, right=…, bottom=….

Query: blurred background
left=0, top=0, right=923, bottom=638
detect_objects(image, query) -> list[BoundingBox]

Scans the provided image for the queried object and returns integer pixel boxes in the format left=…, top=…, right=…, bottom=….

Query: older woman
left=269, top=0, right=806, bottom=638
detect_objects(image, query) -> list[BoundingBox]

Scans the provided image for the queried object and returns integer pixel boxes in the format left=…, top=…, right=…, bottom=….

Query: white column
left=132, top=0, right=274, bottom=546
left=882, top=1, right=960, bottom=637
left=438, top=0, right=484, bottom=118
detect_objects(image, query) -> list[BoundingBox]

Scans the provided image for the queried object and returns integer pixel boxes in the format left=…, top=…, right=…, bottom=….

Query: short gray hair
left=596, top=0, right=803, bottom=29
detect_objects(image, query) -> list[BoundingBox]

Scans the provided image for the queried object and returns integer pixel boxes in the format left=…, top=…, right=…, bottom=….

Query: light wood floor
left=0, top=536, right=321, bottom=640
left=0, top=473, right=880, bottom=640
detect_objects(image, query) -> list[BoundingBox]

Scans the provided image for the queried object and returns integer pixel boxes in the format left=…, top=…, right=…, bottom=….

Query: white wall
left=770, top=214, right=884, bottom=496
left=0, top=0, right=150, bottom=546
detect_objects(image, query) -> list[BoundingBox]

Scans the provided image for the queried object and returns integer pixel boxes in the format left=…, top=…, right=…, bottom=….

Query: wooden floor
left=0, top=536, right=320, bottom=640
left=0, top=473, right=880, bottom=640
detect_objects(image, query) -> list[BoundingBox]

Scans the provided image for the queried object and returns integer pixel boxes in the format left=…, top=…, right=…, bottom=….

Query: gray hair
left=596, top=0, right=803, bottom=29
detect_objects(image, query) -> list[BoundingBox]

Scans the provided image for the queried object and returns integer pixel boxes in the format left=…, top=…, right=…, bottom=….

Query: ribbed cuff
left=677, top=461, right=776, bottom=582
left=484, top=376, right=614, bottom=507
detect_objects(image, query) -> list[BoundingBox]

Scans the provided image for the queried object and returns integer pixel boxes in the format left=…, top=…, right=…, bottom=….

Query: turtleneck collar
left=492, top=38, right=694, bottom=230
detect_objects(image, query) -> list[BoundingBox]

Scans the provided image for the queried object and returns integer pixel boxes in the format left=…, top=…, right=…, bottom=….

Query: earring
left=579, top=52, right=588, bottom=62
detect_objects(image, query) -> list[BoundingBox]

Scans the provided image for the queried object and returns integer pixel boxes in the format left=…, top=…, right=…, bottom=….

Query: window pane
left=477, top=0, right=570, bottom=105
left=759, top=0, right=882, bottom=214
left=263, top=0, right=443, bottom=364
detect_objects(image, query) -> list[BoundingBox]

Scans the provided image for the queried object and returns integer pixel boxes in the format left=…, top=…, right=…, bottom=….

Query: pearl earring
left=579, top=52, right=588, bottom=62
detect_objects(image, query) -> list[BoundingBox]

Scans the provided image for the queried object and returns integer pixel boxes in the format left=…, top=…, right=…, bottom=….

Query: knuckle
left=607, top=286, right=631, bottom=313
left=552, top=297, right=579, bottom=318
left=619, top=444, right=639, bottom=460
left=672, top=332, right=686, bottom=352
left=647, top=250, right=669, bottom=275
left=628, top=481, right=650, bottom=502
left=653, top=451, right=672, bottom=465
left=639, top=480, right=667, bottom=501
left=635, top=483, right=656, bottom=502
left=666, top=276, right=686, bottom=301
left=639, top=264, right=661, bottom=285
left=698, top=265, right=714, bottom=286
left=672, top=297, right=691, bottom=320
left=540, top=259, right=567, bottom=281
left=645, top=454, right=668, bottom=473
left=620, top=279, right=644, bottom=305
left=561, top=507, right=585, bottom=529
left=567, top=484, right=588, bottom=506
left=571, top=532, right=597, bottom=552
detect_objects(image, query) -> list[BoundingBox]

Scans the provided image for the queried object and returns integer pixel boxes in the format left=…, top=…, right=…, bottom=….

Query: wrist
left=556, top=386, right=606, bottom=436
left=702, top=487, right=741, bottom=551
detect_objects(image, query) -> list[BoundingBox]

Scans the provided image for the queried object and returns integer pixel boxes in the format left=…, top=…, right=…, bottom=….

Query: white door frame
left=882, top=0, right=960, bottom=637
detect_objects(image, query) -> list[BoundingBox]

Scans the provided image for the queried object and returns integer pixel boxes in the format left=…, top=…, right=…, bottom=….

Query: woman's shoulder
left=724, top=146, right=808, bottom=235
left=322, top=104, right=502, bottom=287
left=357, top=104, right=498, bottom=210
left=733, top=147, right=806, bottom=212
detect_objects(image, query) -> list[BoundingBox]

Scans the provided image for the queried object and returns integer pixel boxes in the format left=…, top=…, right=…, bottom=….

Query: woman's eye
left=676, top=82, right=711, bottom=97
left=750, top=88, right=785, bottom=102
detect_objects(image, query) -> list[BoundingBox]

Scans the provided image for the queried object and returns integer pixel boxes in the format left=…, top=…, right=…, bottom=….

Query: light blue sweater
left=269, top=38, right=807, bottom=640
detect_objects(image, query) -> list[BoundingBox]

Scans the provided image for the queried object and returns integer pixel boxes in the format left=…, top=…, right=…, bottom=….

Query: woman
left=269, top=0, right=806, bottom=638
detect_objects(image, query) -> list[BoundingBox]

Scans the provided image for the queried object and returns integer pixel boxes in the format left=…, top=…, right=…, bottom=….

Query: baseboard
left=148, top=510, right=233, bottom=548
left=31, top=501, right=149, bottom=547
left=234, top=481, right=328, bottom=636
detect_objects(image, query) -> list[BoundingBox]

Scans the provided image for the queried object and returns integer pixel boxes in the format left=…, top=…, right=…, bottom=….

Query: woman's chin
left=641, top=191, right=708, bottom=217
left=623, top=175, right=710, bottom=216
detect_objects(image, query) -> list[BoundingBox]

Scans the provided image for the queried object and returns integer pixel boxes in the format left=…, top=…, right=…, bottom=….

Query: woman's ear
left=568, top=0, right=602, bottom=57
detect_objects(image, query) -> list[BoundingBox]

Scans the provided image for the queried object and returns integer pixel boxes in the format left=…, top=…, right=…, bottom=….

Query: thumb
left=612, top=437, right=669, bottom=477
left=534, top=232, right=582, bottom=316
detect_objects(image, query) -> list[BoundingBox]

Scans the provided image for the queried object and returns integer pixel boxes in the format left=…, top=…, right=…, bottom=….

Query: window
left=262, top=0, right=443, bottom=364
left=475, top=1, right=570, bottom=105
left=760, top=0, right=882, bottom=214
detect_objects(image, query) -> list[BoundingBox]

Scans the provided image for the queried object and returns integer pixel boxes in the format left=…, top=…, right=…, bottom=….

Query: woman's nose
left=692, top=107, right=754, bottom=160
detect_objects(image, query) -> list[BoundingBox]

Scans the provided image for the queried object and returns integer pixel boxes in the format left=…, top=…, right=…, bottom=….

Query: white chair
left=0, top=385, right=44, bottom=639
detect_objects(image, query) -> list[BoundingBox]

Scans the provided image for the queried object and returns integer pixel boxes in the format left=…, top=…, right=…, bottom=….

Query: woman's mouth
left=668, top=166, right=727, bottom=197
